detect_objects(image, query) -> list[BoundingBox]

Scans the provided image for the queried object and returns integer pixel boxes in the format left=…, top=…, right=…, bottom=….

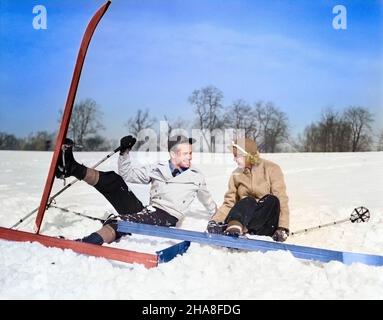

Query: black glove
left=272, top=227, right=289, bottom=242
left=120, top=135, right=136, bottom=155
left=206, top=220, right=227, bottom=234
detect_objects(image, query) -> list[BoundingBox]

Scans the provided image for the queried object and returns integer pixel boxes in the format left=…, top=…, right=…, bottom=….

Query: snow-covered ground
left=0, top=150, right=383, bottom=299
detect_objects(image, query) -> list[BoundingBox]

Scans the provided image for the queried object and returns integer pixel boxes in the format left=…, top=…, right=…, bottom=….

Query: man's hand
left=206, top=220, right=227, bottom=234
left=120, top=135, right=136, bottom=155
left=272, top=227, right=289, bottom=242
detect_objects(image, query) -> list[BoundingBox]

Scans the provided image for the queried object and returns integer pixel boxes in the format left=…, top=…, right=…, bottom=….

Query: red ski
left=0, top=227, right=159, bottom=268
left=34, top=1, right=111, bottom=233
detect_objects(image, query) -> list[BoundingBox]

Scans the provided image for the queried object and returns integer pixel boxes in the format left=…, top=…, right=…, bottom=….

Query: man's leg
left=80, top=207, right=178, bottom=245
left=56, top=140, right=144, bottom=215
left=56, top=140, right=145, bottom=244
left=92, top=171, right=144, bottom=215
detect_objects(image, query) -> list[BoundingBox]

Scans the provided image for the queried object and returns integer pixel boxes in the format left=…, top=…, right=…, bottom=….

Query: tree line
left=1, top=98, right=112, bottom=151
left=127, top=85, right=382, bottom=152
left=1, top=86, right=382, bottom=152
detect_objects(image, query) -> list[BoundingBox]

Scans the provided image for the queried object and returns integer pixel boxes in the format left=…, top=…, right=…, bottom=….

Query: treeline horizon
left=1, top=86, right=383, bottom=152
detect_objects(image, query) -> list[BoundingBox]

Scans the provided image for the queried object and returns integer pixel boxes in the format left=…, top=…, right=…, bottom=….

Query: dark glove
left=120, top=135, right=136, bottom=155
left=206, top=220, right=227, bottom=234
left=272, top=227, right=289, bottom=242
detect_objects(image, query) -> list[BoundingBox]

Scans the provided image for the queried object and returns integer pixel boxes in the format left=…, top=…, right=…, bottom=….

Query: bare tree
left=378, top=130, right=383, bottom=151
left=84, top=135, right=111, bottom=151
left=223, top=99, right=259, bottom=139
left=163, top=115, right=190, bottom=136
left=301, top=109, right=351, bottom=152
left=126, top=109, right=156, bottom=150
left=189, top=85, right=224, bottom=151
left=23, top=131, right=55, bottom=151
left=254, top=102, right=289, bottom=153
left=318, top=109, right=349, bottom=152
left=301, top=123, right=323, bottom=152
left=343, top=106, right=373, bottom=152
left=0, top=132, right=20, bottom=150
left=65, top=98, right=104, bottom=148
left=334, top=120, right=352, bottom=152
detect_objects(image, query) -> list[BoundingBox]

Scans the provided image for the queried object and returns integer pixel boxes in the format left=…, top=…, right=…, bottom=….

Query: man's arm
left=210, top=174, right=237, bottom=223
left=196, top=177, right=217, bottom=216
left=116, top=135, right=152, bottom=184
left=118, top=153, right=153, bottom=184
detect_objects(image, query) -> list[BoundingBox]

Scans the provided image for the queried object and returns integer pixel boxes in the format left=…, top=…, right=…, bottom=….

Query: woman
left=207, top=138, right=290, bottom=242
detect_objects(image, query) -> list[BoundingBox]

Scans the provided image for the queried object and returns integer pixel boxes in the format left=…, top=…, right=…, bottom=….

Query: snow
left=1, top=150, right=383, bottom=299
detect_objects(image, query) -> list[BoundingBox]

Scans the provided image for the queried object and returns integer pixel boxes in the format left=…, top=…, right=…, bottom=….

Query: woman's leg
left=225, top=195, right=280, bottom=236
left=246, top=195, right=280, bottom=236
left=225, top=197, right=259, bottom=235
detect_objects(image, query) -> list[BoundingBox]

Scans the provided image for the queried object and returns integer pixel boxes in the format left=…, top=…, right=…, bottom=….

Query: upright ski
left=0, top=1, right=187, bottom=268
left=34, top=1, right=111, bottom=233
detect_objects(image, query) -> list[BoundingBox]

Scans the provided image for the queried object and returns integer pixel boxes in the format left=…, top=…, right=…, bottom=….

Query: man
left=206, top=138, right=290, bottom=242
left=56, top=135, right=217, bottom=245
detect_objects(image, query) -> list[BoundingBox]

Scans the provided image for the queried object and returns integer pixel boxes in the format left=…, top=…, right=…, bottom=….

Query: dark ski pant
left=94, top=171, right=178, bottom=237
left=225, top=195, right=280, bottom=236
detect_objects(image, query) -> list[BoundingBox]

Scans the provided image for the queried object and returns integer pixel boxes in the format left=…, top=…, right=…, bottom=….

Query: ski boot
left=55, top=138, right=86, bottom=180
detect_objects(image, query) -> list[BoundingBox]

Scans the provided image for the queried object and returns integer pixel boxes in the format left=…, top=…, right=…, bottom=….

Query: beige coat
left=211, top=158, right=289, bottom=229
left=118, top=153, right=217, bottom=221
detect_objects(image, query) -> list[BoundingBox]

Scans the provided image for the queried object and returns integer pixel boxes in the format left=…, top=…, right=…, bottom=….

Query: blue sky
left=0, top=0, right=382, bottom=139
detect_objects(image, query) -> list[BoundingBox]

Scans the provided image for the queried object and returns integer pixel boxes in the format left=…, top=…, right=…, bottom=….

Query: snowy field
left=0, top=150, right=383, bottom=299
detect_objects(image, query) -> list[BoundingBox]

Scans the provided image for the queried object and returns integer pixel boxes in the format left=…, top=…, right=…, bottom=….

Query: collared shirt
left=168, top=160, right=188, bottom=177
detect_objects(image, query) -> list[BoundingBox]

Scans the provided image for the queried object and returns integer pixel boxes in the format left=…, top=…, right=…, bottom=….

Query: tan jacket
left=118, top=153, right=217, bottom=221
left=211, top=158, right=289, bottom=229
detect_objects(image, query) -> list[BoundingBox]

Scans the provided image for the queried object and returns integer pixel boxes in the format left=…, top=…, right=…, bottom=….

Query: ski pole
left=10, top=146, right=120, bottom=229
left=290, top=206, right=370, bottom=236
left=49, top=205, right=106, bottom=223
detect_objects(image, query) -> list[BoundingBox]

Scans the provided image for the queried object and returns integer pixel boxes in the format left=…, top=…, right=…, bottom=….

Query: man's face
left=171, top=143, right=192, bottom=168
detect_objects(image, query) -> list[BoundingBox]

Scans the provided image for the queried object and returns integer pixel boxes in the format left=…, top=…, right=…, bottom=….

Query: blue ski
left=118, top=221, right=383, bottom=266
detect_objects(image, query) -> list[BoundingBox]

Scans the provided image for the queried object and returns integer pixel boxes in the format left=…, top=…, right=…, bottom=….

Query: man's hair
left=168, top=135, right=195, bottom=152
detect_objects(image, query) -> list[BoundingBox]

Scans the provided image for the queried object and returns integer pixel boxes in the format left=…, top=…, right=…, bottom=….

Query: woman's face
left=233, top=152, right=246, bottom=168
